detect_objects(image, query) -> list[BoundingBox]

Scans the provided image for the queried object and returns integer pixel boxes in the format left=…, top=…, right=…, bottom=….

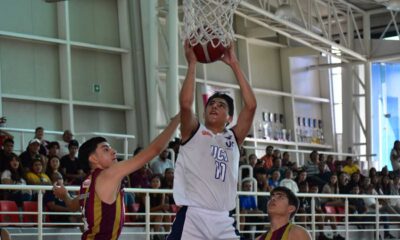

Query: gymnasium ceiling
left=229, top=0, right=400, bottom=62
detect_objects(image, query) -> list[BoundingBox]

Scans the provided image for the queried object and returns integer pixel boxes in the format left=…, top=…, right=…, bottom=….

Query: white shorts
left=166, top=206, right=240, bottom=240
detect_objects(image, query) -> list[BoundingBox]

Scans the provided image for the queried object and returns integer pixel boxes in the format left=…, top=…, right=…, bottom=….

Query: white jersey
left=173, top=124, right=240, bottom=211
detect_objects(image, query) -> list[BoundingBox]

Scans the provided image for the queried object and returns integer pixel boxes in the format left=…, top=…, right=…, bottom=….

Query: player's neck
left=270, top=216, right=289, bottom=232
left=205, top=122, right=226, bottom=134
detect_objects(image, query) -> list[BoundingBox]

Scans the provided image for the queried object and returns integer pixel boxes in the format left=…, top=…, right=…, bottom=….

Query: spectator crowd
left=1, top=125, right=400, bottom=240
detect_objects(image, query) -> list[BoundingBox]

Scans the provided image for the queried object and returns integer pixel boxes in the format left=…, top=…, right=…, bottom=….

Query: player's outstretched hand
left=221, top=43, right=239, bottom=66
left=184, top=40, right=197, bottom=65
left=53, top=183, right=68, bottom=201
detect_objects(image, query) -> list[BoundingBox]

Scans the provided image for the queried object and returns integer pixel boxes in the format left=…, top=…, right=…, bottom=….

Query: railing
left=1, top=184, right=400, bottom=240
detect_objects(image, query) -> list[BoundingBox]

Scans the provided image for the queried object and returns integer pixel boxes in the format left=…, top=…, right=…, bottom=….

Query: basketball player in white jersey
left=166, top=41, right=256, bottom=239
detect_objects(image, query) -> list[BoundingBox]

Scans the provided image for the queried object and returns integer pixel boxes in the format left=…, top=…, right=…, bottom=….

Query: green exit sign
left=93, top=84, right=101, bottom=93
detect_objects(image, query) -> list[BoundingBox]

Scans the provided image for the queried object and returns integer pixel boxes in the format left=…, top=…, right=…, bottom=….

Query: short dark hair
left=48, top=141, right=60, bottom=149
left=254, top=167, right=268, bottom=176
left=271, top=186, right=299, bottom=219
left=78, top=137, right=107, bottom=173
left=68, top=139, right=79, bottom=149
left=205, top=92, right=234, bottom=117
left=3, top=138, right=14, bottom=145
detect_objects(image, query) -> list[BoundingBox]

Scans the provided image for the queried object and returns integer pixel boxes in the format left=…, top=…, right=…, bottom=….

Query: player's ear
left=288, top=205, right=296, bottom=216
left=88, top=153, right=97, bottom=164
left=227, top=115, right=233, bottom=123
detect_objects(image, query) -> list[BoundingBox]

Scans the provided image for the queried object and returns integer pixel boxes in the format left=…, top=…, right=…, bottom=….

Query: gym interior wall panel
left=0, top=0, right=58, bottom=38
left=254, top=94, right=285, bottom=121
left=0, top=39, right=60, bottom=98
left=73, top=106, right=126, bottom=152
left=290, top=56, right=321, bottom=98
left=69, top=0, right=120, bottom=47
left=249, top=45, right=282, bottom=91
left=294, top=100, right=322, bottom=120
left=2, top=100, right=62, bottom=152
left=205, top=61, right=236, bottom=84
left=71, top=49, right=124, bottom=105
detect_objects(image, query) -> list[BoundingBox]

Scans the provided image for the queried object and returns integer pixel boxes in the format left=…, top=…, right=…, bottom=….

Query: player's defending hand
left=184, top=40, right=197, bottom=65
left=53, top=183, right=68, bottom=201
left=221, top=44, right=239, bottom=67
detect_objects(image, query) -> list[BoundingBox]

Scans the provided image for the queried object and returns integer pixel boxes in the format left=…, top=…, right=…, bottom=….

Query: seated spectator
left=147, top=175, right=170, bottom=239
left=254, top=167, right=270, bottom=214
left=150, top=149, right=174, bottom=176
left=297, top=181, right=310, bottom=216
left=316, top=161, right=332, bottom=189
left=254, top=167, right=271, bottom=192
left=268, top=170, right=281, bottom=190
left=0, top=138, right=15, bottom=173
left=281, top=151, right=290, bottom=167
left=363, top=184, right=396, bottom=238
left=279, top=169, right=299, bottom=193
left=360, top=176, right=371, bottom=193
left=44, top=172, right=79, bottom=223
left=303, top=150, right=320, bottom=176
left=46, top=156, right=63, bottom=180
left=334, top=160, right=344, bottom=173
left=326, top=155, right=336, bottom=173
left=260, top=145, right=273, bottom=170
left=297, top=181, right=330, bottom=239
left=0, top=116, right=13, bottom=150
left=390, top=140, right=400, bottom=175
left=389, top=175, right=400, bottom=212
left=25, top=158, right=51, bottom=185
left=248, top=154, right=258, bottom=169
left=34, top=126, right=50, bottom=156
left=268, top=157, right=285, bottom=178
left=60, top=140, right=85, bottom=185
left=342, top=156, right=360, bottom=176
left=130, top=163, right=152, bottom=188
left=162, top=168, right=175, bottom=205
left=338, top=172, right=351, bottom=194
left=304, top=151, right=329, bottom=188
left=348, top=172, right=361, bottom=189
left=239, top=180, right=264, bottom=238
left=369, top=167, right=377, bottom=179
left=47, top=141, right=60, bottom=159
left=239, top=146, right=247, bottom=165
left=58, top=130, right=74, bottom=158
left=167, top=137, right=180, bottom=161
left=1, top=153, right=32, bottom=206
left=19, top=138, right=46, bottom=172
left=242, top=153, right=258, bottom=179
left=319, top=153, right=325, bottom=163
left=322, top=174, right=344, bottom=207
left=380, top=165, right=390, bottom=178
left=272, top=149, right=281, bottom=159
left=295, top=170, right=308, bottom=186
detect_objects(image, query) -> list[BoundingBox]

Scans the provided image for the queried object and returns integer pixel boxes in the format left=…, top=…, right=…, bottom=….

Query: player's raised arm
left=180, top=40, right=199, bottom=142
left=109, top=114, right=180, bottom=177
left=221, top=44, right=257, bottom=145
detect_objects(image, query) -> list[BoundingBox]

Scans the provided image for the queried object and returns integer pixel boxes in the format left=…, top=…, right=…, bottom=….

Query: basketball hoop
left=182, top=0, right=241, bottom=48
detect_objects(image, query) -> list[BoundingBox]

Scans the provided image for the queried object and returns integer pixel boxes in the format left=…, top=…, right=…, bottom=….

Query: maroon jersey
left=79, top=169, right=125, bottom=240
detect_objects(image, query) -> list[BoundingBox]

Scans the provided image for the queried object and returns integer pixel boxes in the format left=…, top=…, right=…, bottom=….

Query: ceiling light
left=386, top=0, right=400, bottom=11
left=275, top=4, right=295, bottom=20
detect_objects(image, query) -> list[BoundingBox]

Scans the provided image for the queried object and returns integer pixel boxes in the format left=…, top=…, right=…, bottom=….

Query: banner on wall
left=201, top=84, right=237, bottom=126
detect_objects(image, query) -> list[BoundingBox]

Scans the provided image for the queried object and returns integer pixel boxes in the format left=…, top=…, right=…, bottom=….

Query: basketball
left=192, top=39, right=226, bottom=64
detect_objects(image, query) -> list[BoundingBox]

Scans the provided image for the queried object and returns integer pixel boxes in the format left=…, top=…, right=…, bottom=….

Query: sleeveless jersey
left=259, top=223, right=293, bottom=240
left=79, top=168, right=125, bottom=240
left=173, top=124, right=240, bottom=211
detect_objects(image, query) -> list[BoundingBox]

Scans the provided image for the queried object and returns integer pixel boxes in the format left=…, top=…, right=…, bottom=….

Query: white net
left=182, top=0, right=241, bottom=48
